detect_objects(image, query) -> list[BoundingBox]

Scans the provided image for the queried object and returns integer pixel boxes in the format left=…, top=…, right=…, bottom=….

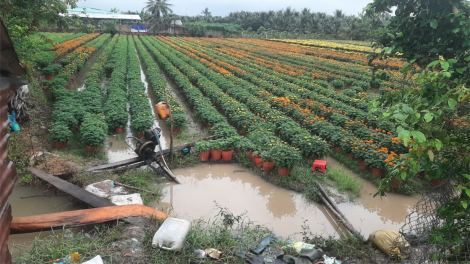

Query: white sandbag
left=82, top=255, right=103, bottom=264
left=85, top=180, right=127, bottom=198
left=109, top=193, right=143, bottom=205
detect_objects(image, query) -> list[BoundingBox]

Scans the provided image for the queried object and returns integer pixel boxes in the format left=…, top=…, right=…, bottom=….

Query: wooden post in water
left=164, top=85, right=174, bottom=161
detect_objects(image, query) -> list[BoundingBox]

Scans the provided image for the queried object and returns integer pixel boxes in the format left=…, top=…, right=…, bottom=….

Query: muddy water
left=326, top=157, right=421, bottom=237
left=154, top=162, right=421, bottom=239
left=153, top=164, right=347, bottom=239
left=8, top=186, right=81, bottom=256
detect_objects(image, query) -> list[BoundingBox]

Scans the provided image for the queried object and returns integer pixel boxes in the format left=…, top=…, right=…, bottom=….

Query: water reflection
left=154, top=164, right=343, bottom=238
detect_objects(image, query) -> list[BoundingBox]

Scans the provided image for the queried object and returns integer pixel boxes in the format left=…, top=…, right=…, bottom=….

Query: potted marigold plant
left=50, top=122, right=72, bottom=149
left=271, top=144, right=301, bottom=177
left=261, top=148, right=275, bottom=172
left=81, top=114, right=107, bottom=152
left=365, top=149, right=387, bottom=178
left=195, top=141, right=211, bottom=162
left=210, top=139, right=223, bottom=161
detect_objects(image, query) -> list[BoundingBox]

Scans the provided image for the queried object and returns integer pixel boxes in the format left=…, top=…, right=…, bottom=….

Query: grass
left=12, top=225, right=124, bottom=263
left=300, top=219, right=377, bottom=262
left=323, top=168, right=362, bottom=196
left=174, top=129, right=209, bottom=144
left=329, top=151, right=425, bottom=195
left=143, top=203, right=281, bottom=264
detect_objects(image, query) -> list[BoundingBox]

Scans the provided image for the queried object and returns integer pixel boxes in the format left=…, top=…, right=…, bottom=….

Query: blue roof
left=67, top=7, right=119, bottom=15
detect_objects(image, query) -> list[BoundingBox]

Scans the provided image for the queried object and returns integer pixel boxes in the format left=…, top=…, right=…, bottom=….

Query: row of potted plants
left=151, top=36, right=330, bottom=160
left=76, top=34, right=120, bottom=151
left=132, top=35, right=187, bottom=131
left=39, top=33, right=86, bottom=51
left=104, top=35, right=129, bottom=134
left=34, top=33, right=99, bottom=69
left=48, top=35, right=115, bottom=150
left=173, top=37, right=393, bottom=132
left=127, top=36, right=154, bottom=136
left=138, top=36, right=230, bottom=133
left=145, top=36, right=302, bottom=176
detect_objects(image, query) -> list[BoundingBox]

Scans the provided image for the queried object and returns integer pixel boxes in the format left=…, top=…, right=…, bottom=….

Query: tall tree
left=201, top=7, right=211, bottom=17
left=145, top=0, right=173, bottom=19
left=366, top=1, right=470, bottom=259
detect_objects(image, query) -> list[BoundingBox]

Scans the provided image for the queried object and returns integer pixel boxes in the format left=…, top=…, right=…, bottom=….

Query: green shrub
left=331, top=79, right=344, bottom=89
left=49, top=122, right=72, bottom=143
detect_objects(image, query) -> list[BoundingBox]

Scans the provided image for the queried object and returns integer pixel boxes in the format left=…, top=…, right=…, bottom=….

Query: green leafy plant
left=331, top=79, right=344, bottom=89
left=195, top=141, right=211, bottom=152
left=49, top=122, right=72, bottom=143
left=80, top=114, right=108, bottom=146
left=270, top=144, right=301, bottom=168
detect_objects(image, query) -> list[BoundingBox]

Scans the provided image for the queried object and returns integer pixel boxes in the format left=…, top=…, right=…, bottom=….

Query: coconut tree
left=201, top=7, right=211, bottom=17
left=145, top=0, right=173, bottom=19
left=145, top=0, right=173, bottom=33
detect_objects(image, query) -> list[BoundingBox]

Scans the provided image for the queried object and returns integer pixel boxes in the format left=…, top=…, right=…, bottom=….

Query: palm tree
left=201, top=7, right=211, bottom=17
left=333, top=9, right=345, bottom=18
left=145, top=0, right=173, bottom=19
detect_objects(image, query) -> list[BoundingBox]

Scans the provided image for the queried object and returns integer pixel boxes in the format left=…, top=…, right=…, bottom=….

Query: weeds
left=12, top=225, right=123, bottom=263
left=143, top=202, right=277, bottom=264
left=300, top=219, right=376, bottom=262
left=323, top=168, right=362, bottom=195
left=330, top=151, right=424, bottom=195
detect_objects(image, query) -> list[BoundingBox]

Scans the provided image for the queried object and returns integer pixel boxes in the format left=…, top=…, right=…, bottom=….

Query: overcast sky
left=76, top=0, right=373, bottom=17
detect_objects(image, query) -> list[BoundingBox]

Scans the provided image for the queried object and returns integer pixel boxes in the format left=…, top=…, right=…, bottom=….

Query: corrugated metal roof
left=65, top=7, right=141, bottom=20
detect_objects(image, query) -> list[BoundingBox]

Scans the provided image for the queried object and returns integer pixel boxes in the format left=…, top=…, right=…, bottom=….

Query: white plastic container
left=152, top=218, right=190, bottom=251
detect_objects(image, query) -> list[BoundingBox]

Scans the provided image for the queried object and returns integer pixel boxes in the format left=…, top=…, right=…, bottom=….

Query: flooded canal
left=8, top=186, right=81, bottom=256
left=154, top=162, right=420, bottom=239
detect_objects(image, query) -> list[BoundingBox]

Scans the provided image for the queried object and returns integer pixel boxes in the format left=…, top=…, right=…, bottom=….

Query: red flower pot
left=278, top=167, right=292, bottom=177
left=335, top=88, right=341, bottom=92
left=334, top=147, right=341, bottom=153
left=371, top=168, right=383, bottom=178
left=45, top=75, right=52, bottom=80
left=221, top=150, right=233, bottom=161
left=52, top=95, right=57, bottom=102
left=416, top=171, right=425, bottom=179
left=106, top=72, right=111, bottom=78
left=44, top=86, right=50, bottom=92
left=254, top=157, right=263, bottom=168
left=347, top=153, right=355, bottom=160
left=263, top=161, right=275, bottom=172
left=172, top=128, right=182, bottom=134
left=114, top=127, right=125, bottom=134
left=137, top=132, right=145, bottom=138
left=247, top=151, right=254, bottom=161
left=240, top=129, right=247, bottom=135
left=430, top=179, right=442, bottom=187
left=358, top=160, right=369, bottom=171
left=86, top=145, right=100, bottom=152
left=392, top=178, right=405, bottom=188
left=210, top=149, right=222, bottom=160
left=198, top=151, right=210, bottom=161
left=204, top=124, right=211, bottom=131
left=54, top=141, right=67, bottom=149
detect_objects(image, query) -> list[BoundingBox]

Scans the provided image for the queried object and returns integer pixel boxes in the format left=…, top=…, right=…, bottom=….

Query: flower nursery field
left=39, top=33, right=435, bottom=187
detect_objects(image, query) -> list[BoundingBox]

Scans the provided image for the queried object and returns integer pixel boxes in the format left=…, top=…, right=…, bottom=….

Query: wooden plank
left=28, top=167, right=115, bottom=208
left=84, top=157, right=143, bottom=172
left=84, top=135, right=217, bottom=172
left=10, top=204, right=171, bottom=234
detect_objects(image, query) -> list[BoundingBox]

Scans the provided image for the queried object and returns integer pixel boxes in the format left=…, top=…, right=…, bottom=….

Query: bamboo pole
left=163, top=85, right=174, bottom=161
left=315, top=181, right=365, bottom=241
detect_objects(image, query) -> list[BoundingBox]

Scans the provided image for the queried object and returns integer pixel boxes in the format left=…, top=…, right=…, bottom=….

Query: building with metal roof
left=64, top=7, right=141, bottom=21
